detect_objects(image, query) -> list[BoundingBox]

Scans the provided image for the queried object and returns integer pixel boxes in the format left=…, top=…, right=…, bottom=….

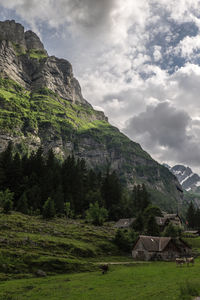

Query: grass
left=28, top=49, right=47, bottom=60
left=0, top=261, right=200, bottom=299
left=0, top=211, right=121, bottom=280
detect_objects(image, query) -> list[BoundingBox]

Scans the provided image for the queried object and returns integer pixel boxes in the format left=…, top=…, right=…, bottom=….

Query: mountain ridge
left=164, top=163, right=200, bottom=193
left=0, top=20, right=182, bottom=211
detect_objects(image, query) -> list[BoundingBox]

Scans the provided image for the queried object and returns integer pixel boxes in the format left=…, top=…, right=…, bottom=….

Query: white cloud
left=1, top=0, right=200, bottom=170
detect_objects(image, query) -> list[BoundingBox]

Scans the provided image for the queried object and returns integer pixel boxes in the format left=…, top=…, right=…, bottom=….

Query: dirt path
left=95, top=261, right=149, bottom=265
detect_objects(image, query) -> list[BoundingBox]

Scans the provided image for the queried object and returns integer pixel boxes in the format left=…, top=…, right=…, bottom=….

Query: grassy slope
left=0, top=214, right=200, bottom=299
left=1, top=261, right=200, bottom=300
left=0, top=77, right=149, bottom=160
left=0, top=212, right=124, bottom=281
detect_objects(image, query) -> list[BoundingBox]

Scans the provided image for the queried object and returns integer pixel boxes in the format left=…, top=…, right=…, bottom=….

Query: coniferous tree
left=42, top=197, right=56, bottom=219
left=145, top=215, right=160, bottom=236
left=186, top=202, right=196, bottom=229
left=54, top=185, right=65, bottom=214
left=17, top=192, right=29, bottom=214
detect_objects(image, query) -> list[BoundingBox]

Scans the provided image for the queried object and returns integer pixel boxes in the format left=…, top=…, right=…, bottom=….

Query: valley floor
left=1, top=212, right=200, bottom=299
left=0, top=260, right=200, bottom=300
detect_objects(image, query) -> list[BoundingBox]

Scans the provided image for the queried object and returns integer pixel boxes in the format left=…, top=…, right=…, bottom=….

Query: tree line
left=186, top=201, right=200, bottom=229
left=0, top=142, right=184, bottom=252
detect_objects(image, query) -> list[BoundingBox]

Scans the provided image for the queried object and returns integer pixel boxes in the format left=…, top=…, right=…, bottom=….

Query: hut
left=163, top=213, right=182, bottom=227
left=114, top=218, right=136, bottom=229
left=132, top=235, right=191, bottom=261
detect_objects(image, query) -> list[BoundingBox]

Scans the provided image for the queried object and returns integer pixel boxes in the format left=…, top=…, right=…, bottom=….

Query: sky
left=1, top=0, right=200, bottom=172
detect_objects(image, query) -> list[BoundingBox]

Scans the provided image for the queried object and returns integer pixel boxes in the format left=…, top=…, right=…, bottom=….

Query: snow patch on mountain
left=164, top=164, right=200, bottom=193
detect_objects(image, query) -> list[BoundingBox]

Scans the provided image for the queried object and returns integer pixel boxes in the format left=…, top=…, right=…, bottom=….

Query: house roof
left=133, top=235, right=190, bottom=252
left=114, top=218, right=136, bottom=228
left=135, top=235, right=171, bottom=252
left=164, top=213, right=180, bottom=219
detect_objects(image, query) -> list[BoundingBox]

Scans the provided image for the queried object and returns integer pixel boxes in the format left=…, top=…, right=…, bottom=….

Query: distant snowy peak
left=164, top=164, right=200, bottom=192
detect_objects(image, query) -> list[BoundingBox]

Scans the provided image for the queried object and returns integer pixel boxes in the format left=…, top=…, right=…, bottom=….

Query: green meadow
left=0, top=212, right=200, bottom=299
left=0, top=260, right=200, bottom=300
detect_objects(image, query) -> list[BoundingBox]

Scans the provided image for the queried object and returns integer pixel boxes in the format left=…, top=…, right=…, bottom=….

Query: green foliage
left=28, top=49, right=47, bottom=60
left=17, top=192, right=29, bottom=214
left=145, top=215, right=160, bottom=236
left=114, top=229, right=138, bottom=252
left=86, top=202, right=108, bottom=226
left=3, top=198, right=13, bottom=214
left=162, top=223, right=182, bottom=238
left=186, top=202, right=196, bottom=229
left=143, top=204, right=162, bottom=218
left=42, top=197, right=56, bottom=219
left=0, top=188, right=14, bottom=206
left=64, top=202, right=71, bottom=218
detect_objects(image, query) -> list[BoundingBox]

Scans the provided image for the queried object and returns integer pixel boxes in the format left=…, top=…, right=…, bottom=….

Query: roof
left=164, top=213, right=180, bottom=219
left=134, top=235, right=171, bottom=252
left=133, top=235, right=190, bottom=252
left=114, top=218, right=136, bottom=228
left=155, top=217, right=169, bottom=226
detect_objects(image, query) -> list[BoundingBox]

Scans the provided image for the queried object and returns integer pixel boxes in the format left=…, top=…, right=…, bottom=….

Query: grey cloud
left=124, top=102, right=200, bottom=168
left=125, top=102, right=190, bottom=148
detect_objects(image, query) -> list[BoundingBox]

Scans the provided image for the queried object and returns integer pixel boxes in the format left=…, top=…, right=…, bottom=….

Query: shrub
left=3, top=199, right=13, bottom=214
left=114, top=229, right=138, bottom=252
left=86, top=202, right=108, bottom=226
left=163, top=223, right=182, bottom=238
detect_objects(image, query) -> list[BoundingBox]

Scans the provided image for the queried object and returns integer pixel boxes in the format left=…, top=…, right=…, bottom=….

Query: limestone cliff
left=0, top=20, right=88, bottom=104
left=0, top=20, right=183, bottom=212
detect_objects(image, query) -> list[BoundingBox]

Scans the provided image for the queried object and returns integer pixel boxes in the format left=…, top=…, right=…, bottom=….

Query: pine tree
left=186, top=202, right=196, bottom=229
left=42, top=197, right=56, bottom=219
left=54, top=185, right=65, bottom=214
left=17, top=192, right=29, bottom=214
left=145, top=215, right=160, bottom=236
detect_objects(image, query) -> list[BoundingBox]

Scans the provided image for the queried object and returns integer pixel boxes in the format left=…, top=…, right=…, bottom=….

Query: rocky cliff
left=0, top=20, right=183, bottom=212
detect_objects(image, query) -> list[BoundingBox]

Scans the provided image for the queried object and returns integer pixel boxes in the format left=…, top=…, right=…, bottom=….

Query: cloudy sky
left=1, top=0, right=200, bottom=172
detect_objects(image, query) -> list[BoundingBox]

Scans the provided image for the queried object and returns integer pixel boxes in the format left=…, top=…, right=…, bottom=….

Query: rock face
left=0, top=20, right=88, bottom=104
left=166, top=164, right=200, bottom=193
left=0, top=20, right=183, bottom=212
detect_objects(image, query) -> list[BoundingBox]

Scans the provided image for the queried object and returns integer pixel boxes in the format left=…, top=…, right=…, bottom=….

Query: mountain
left=0, top=20, right=182, bottom=211
left=165, top=164, right=200, bottom=193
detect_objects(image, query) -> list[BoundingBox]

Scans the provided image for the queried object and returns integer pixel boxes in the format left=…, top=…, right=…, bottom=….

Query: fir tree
left=17, top=192, right=29, bottom=214
left=42, top=197, right=56, bottom=219
left=186, top=202, right=196, bottom=229
left=145, top=215, right=160, bottom=236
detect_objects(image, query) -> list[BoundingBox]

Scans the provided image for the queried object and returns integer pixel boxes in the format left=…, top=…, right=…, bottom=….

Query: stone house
left=132, top=235, right=191, bottom=261
left=114, top=218, right=136, bottom=229
left=163, top=213, right=182, bottom=227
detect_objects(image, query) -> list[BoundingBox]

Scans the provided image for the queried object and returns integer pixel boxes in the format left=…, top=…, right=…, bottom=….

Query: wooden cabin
left=132, top=235, right=191, bottom=261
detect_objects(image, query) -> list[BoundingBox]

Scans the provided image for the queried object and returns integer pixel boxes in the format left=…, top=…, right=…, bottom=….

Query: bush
left=114, top=229, right=138, bottom=252
left=3, top=199, right=13, bottom=214
left=163, top=223, right=182, bottom=238
left=86, top=202, right=108, bottom=226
